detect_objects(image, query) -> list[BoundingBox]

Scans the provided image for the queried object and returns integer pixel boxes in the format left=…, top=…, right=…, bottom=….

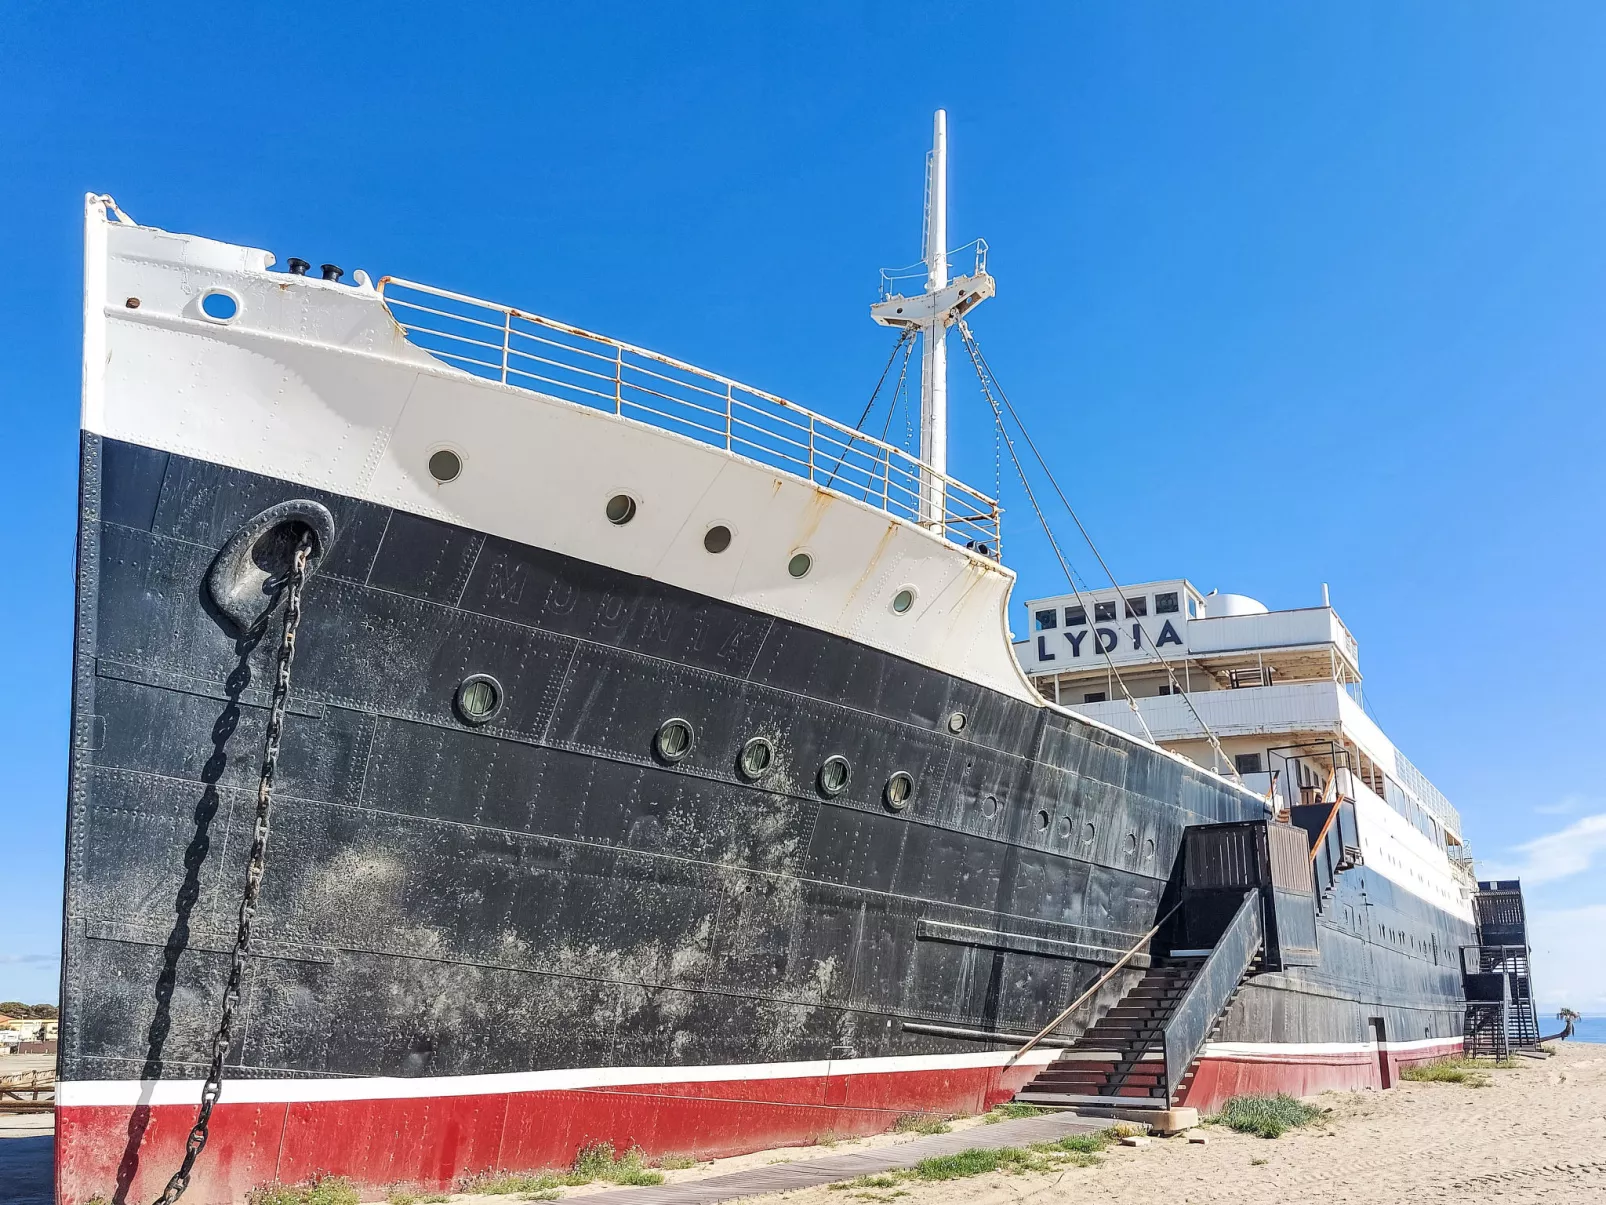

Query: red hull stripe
left=1182, top=1036, right=1464, bottom=1110
left=56, top=1039, right=1464, bottom=1204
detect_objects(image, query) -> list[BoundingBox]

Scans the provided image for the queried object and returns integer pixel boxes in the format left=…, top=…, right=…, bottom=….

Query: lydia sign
left=1035, top=620, right=1183, bottom=664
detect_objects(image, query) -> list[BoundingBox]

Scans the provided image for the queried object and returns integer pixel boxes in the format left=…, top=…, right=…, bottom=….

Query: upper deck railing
left=377, top=278, right=1002, bottom=555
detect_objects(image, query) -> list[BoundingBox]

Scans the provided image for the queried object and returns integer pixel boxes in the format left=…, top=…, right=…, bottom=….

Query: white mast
left=922, top=110, right=949, bottom=524
left=871, top=110, right=994, bottom=535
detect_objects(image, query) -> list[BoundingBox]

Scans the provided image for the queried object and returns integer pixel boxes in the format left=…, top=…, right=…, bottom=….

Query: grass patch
left=892, top=1114, right=952, bottom=1135
left=813, top=1130, right=840, bottom=1148
left=460, top=1145, right=665, bottom=1197
left=388, top=1192, right=453, bottom=1205
left=828, top=1128, right=1122, bottom=1188
left=459, top=1173, right=563, bottom=1196
left=1400, top=1058, right=1491, bottom=1088
left=570, top=1143, right=665, bottom=1186
left=655, top=1155, right=698, bottom=1170
left=982, top=1102, right=1050, bottom=1124
left=1207, top=1094, right=1324, bottom=1139
left=248, top=1177, right=360, bottom=1205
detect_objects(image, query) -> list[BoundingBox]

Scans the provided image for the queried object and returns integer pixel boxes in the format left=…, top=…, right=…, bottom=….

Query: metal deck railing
left=377, top=277, right=1003, bottom=555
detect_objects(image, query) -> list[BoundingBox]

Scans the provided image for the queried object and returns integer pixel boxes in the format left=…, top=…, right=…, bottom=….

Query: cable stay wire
left=952, top=323, right=1156, bottom=746
left=955, top=319, right=1244, bottom=786
left=822, top=328, right=916, bottom=496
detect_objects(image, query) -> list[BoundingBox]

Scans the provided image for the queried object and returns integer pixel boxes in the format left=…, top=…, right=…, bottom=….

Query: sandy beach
left=716, top=1043, right=1606, bottom=1205
left=457, top=1042, right=1606, bottom=1205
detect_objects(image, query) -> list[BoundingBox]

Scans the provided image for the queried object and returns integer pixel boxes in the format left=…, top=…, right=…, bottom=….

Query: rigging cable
left=956, top=319, right=1243, bottom=785
left=823, top=327, right=916, bottom=495
left=951, top=323, right=1156, bottom=745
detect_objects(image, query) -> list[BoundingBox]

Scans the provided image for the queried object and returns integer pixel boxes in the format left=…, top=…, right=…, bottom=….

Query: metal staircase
left=1011, top=800, right=1361, bottom=1113
left=1463, top=881, right=1542, bottom=1056
left=1014, top=891, right=1265, bottom=1111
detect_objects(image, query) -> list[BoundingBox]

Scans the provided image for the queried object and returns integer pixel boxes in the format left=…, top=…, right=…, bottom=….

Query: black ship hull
left=59, top=436, right=1475, bottom=1203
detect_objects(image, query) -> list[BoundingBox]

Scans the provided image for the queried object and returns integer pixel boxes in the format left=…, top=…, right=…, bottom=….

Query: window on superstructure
left=1035, top=609, right=1057, bottom=631
left=1234, top=753, right=1264, bottom=776
left=1094, top=601, right=1117, bottom=622
left=1125, top=597, right=1148, bottom=618
left=1155, top=592, right=1179, bottom=614
left=1187, top=598, right=1197, bottom=618
left=1065, top=605, right=1087, bottom=626
left=1083, top=692, right=1107, bottom=703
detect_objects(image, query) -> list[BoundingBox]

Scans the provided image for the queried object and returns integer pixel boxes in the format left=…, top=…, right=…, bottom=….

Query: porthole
left=1057, top=817, right=1072, bottom=840
left=1123, top=833, right=1138, bottom=856
left=704, top=525, right=733, bottom=554
left=428, top=449, right=462, bottom=483
left=884, top=771, right=914, bottom=811
left=946, top=711, right=967, bottom=734
left=980, top=794, right=999, bottom=819
left=1081, top=822, right=1096, bottom=845
left=654, top=718, right=696, bottom=763
left=891, top=587, right=916, bottom=614
left=200, top=289, right=239, bottom=322
left=606, top=494, right=637, bottom=525
left=818, top=755, right=851, bottom=798
left=737, top=736, right=775, bottom=781
left=1036, top=809, right=1051, bottom=832
left=1143, top=837, right=1156, bottom=860
left=455, top=674, right=503, bottom=725
left=783, top=551, right=813, bottom=579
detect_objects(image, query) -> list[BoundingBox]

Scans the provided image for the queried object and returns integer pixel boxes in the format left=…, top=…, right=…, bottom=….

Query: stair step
left=1016, top=1092, right=1168, bottom=1109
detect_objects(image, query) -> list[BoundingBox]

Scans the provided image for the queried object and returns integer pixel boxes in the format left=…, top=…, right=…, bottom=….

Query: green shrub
left=1208, top=1094, right=1324, bottom=1138
left=248, top=1177, right=360, bottom=1205
left=656, top=1155, right=697, bottom=1170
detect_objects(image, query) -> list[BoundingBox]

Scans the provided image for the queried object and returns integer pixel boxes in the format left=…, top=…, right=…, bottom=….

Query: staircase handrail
left=1162, top=891, right=1263, bottom=1100
left=1009, top=900, right=1184, bottom=1064
left=1307, top=795, right=1347, bottom=864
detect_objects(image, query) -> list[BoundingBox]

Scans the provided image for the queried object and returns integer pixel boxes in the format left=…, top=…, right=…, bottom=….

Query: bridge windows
left=1065, top=605, right=1086, bottom=625
left=1155, top=591, right=1180, bottom=614
left=1035, top=609, right=1057, bottom=631
left=1124, top=596, right=1147, bottom=618
left=1094, top=601, right=1117, bottom=622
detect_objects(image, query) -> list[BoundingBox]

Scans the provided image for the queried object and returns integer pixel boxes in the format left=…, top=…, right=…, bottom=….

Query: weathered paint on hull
left=60, top=437, right=1477, bottom=1203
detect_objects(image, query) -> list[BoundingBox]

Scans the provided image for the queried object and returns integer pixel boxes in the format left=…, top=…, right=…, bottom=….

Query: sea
left=1571, top=1015, right=1606, bottom=1045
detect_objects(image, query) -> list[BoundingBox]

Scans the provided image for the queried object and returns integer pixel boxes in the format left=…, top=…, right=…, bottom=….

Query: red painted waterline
left=1178, top=1038, right=1465, bottom=1111
left=56, top=1063, right=1037, bottom=1205
left=59, top=1041, right=1465, bottom=1204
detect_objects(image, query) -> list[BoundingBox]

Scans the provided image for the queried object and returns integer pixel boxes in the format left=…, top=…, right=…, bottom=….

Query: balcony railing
left=377, top=277, right=1002, bottom=555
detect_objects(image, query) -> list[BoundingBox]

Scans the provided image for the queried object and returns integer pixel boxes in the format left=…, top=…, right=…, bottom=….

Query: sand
left=713, top=1044, right=1606, bottom=1205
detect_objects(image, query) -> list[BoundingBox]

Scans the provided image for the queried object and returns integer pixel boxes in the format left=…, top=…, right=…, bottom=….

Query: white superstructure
left=1013, top=579, right=1476, bottom=918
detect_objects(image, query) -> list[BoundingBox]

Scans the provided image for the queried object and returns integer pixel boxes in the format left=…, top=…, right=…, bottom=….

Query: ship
left=57, top=114, right=1508, bottom=1203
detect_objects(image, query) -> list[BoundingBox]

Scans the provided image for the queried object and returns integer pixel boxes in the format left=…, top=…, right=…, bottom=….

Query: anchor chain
left=153, top=530, right=314, bottom=1205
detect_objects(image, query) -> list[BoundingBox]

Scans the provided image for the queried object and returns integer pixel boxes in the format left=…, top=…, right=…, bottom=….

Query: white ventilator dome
left=1200, top=591, right=1269, bottom=618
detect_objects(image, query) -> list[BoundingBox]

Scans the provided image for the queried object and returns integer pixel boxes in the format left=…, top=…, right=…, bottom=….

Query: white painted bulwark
left=81, top=196, right=1038, bottom=705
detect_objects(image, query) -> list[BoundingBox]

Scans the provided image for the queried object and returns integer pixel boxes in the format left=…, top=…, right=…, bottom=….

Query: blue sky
left=2, top=3, right=1603, bottom=1012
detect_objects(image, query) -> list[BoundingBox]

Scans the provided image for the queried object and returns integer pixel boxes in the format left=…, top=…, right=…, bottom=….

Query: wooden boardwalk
left=567, top=1113, right=1109, bottom=1205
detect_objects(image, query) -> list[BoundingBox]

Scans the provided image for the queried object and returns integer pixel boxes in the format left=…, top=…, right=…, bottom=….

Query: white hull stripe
left=1202, top=1035, right=1461, bottom=1059
left=57, top=1047, right=1059, bottom=1109
left=58, top=1035, right=1464, bottom=1109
